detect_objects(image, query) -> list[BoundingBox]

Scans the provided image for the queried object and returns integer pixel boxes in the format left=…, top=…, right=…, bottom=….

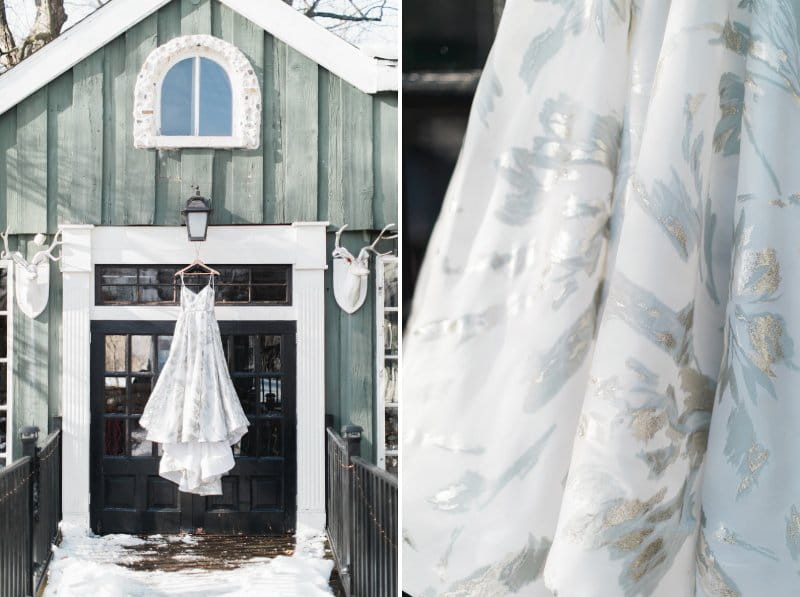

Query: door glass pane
left=161, top=57, right=194, bottom=136
left=260, top=377, right=282, bottom=415
left=0, top=363, right=6, bottom=406
left=198, top=57, right=232, bottom=136
left=131, top=336, right=153, bottom=373
left=232, top=336, right=255, bottom=373
left=258, top=336, right=282, bottom=372
left=384, top=259, right=398, bottom=307
left=259, top=420, right=281, bottom=457
left=0, top=267, right=7, bottom=311
left=384, top=311, right=399, bottom=355
left=385, top=409, right=398, bottom=451
left=130, top=376, right=151, bottom=415
left=233, top=419, right=257, bottom=456
left=157, top=336, right=173, bottom=371
left=104, top=377, right=126, bottom=414
left=382, top=359, right=398, bottom=405
left=104, top=419, right=125, bottom=456
left=233, top=377, right=259, bottom=415
left=130, top=418, right=153, bottom=458
left=0, top=315, right=6, bottom=358
left=105, top=335, right=127, bottom=372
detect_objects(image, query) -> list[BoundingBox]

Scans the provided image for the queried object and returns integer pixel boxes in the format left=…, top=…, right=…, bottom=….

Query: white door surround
left=60, top=223, right=328, bottom=530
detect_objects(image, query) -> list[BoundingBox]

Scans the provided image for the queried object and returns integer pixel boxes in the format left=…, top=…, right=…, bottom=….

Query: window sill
left=137, top=135, right=256, bottom=150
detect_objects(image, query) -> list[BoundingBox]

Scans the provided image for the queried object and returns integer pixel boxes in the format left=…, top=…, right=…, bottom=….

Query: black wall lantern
left=181, top=186, right=213, bottom=241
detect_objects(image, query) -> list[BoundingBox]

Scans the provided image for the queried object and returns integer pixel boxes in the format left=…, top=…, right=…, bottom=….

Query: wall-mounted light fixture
left=181, top=186, right=213, bottom=242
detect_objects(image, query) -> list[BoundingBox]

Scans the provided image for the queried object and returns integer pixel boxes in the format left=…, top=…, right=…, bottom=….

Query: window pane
left=0, top=267, right=7, bottom=311
left=251, top=266, right=288, bottom=285
left=105, top=335, right=127, bottom=372
left=383, top=259, right=398, bottom=308
left=198, top=58, right=232, bottom=136
left=104, top=419, right=125, bottom=456
left=232, top=336, right=255, bottom=373
left=99, top=267, right=137, bottom=286
left=161, top=58, right=194, bottom=136
left=100, top=286, right=135, bottom=304
left=139, top=285, right=176, bottom=304
left=384, top=311, right=399, bottom=355
left=130, top=418, right=153, bottom=458
left=258, top=336, right=282, bottom=373
left=258, top=420, right=281, bottom=457
left=233, top=419, right=256, bottom=456
left=385, top=408, right=398, bottom=451
left=130, top=376, right=151, bottom=415
left=131, top=336, right=153, bottom=373
left=217, top=285, right=249, bottom=303
left=0, top=363, right=6, bottom=406
left=104, top=377, right=126, bottom=414
left=0, top=315, right=7, bottom=358
left=251, top=285, right=287, bottom=303
left=157, top=336, right=173, bottom=371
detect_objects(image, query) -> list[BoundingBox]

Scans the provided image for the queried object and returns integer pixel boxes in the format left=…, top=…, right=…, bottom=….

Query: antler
left=364, top=223, right=398, bottom=256
left=334, top=224, right=348, bottom=249
left=30, top=229, right=64, bottom=265
left=0, top=229, right=11, bottom=260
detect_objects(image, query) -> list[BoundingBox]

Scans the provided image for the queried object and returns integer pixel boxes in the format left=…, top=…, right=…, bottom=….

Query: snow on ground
left=44, top=521, right=334, bottom=596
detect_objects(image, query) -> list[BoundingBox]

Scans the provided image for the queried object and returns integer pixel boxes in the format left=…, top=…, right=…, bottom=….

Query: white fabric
left=140, top=278, right=249, bottom=496
left=403, top=0, right=800, bottom=595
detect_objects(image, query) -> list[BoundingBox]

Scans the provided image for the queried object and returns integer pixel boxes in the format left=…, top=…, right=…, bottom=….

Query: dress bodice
left=179, top=278, right=215, bottom=312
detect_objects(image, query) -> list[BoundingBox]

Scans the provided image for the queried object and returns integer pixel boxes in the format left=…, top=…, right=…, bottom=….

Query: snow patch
left=44, top=521, right=334, bottom=596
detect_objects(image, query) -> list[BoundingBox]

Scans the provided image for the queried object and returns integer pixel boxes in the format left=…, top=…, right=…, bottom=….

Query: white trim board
left=0, top=0, right=397, bottom=117
left=60, top=223, right=328, bottom=531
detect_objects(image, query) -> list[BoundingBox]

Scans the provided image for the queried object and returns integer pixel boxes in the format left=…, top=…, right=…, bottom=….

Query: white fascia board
left=0, top=0, right=397, bottom=117
left=219, top=0, right=397, bottom=93
left=0, top=0, right=170, bottom=117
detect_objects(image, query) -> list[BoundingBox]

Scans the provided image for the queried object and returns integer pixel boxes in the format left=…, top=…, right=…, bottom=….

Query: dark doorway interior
left=90, top=320, right=296, bottom=535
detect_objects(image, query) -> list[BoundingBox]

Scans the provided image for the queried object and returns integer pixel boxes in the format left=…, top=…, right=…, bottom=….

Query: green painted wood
left=0, top=109, right=16, bottom=231
left=324, top=232, right=341, bottom=430
left=337, top=230, right=375, bottom=459
left=181, top=0, right=211, bottom=35
left=120, top=15, right=158, bottom=225
left=322, top=77, right=373, bottom=229
left=9, top=90, right=48, bottom=234
left=102, top=35, right=126, bottom=224
left=154, top=0, right=183, bottom=225
left=12, top=237, right=50, bottom=457
left=214, top=3, right=263, bottom=224
left=262, top=34, right=277, bottom=223
left=48, top=245, right=62, bottom=418
left=68, top=52, right=104, bottom=225
left=316, top=70, right=330, bottom=226
left=47, top=71, right=72, bottom=233
left=372, top=94, right=397, bottom=229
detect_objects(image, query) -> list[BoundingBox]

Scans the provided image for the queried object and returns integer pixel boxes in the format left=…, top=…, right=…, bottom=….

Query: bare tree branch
left=0, top=0, right=66, bottom=69
left=0, top=1, right=18, bottom=69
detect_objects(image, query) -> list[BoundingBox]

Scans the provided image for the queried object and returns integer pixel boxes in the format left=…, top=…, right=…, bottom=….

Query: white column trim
left=60, top=223, right=328, bottom=531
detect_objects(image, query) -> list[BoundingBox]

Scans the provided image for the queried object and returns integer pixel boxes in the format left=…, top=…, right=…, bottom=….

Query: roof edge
left=0, top=0, right=397, bottom=117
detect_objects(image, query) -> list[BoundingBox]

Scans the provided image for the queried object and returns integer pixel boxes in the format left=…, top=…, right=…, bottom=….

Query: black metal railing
left=0, top=426, right=63, bottom=597
left=326, top=426, right=398, bottom=597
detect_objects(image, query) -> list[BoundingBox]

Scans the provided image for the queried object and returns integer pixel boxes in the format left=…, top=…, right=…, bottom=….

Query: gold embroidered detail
left=747, top=314, right=785, bottom=377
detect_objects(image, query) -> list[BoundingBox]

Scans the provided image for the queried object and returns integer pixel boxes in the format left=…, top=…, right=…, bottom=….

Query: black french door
left=90, top=320, right=296, bottom=535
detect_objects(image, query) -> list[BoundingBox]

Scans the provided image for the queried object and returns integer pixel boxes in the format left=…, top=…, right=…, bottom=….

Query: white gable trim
left=0, top=0, right=397, bottom=117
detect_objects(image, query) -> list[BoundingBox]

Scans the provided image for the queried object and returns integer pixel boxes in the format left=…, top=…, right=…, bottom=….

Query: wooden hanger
left=174, top=258, right=220, bottom=278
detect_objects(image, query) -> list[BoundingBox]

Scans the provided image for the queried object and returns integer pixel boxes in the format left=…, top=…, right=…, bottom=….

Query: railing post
left=341, top=424, right=362, bottom=587
left=20, top=425, right=39, bottom=597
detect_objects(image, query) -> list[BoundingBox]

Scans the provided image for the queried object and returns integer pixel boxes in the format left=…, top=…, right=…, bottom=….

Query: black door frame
left=90, top=319, right=297, bottom=535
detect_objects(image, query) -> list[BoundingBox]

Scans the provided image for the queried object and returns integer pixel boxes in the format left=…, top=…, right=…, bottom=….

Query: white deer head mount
left=0, top=229, right=63, bottom=319
left=332, top=224, right=397, bottom=314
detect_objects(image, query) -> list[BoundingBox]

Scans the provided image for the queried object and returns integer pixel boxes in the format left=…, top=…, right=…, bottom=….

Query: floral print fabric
left=140, top=279, right=249, bottom=496
left=402, top=0, right=800, bottom=595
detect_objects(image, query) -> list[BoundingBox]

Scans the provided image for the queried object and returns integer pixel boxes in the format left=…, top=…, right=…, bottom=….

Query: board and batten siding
left=0, top=0, right=396, bottom=460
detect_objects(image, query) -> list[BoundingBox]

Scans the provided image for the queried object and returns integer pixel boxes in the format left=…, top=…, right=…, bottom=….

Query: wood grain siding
left=0, top=0, right=396, bottom=463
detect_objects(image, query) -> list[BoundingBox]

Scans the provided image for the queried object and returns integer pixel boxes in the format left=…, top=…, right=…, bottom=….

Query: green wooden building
left=0, top=0, right=397, bottom=534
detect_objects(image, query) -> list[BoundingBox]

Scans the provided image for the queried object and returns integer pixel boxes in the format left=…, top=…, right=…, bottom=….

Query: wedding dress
left=403, top=0, right=800, bottom=596
left=140, top=275, right=249, bottom=496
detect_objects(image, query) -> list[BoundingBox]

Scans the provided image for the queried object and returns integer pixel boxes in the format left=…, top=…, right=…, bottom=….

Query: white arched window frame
left=134, top=34, right=261, bottom=150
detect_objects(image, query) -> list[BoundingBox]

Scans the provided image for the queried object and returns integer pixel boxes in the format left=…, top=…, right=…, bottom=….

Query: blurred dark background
left=402, top=0, right=505, bottom=319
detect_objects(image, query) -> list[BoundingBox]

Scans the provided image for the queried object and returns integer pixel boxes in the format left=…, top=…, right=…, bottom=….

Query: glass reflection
left=130, top=336, right=153, bottom=373
left=104, top=377, right=126, bottom=414
left=105, top=335, right=127, bottom=372
left=130, top=418, right=152, bottom=457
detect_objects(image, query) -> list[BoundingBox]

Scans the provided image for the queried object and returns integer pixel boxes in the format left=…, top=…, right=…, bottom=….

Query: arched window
left=134, top=34, right=261, bottom=149
left=160, top=57, right=233, bottom=137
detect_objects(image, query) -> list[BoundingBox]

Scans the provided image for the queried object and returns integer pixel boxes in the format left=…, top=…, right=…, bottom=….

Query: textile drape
left=402, top=0, right=800, bottom=595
